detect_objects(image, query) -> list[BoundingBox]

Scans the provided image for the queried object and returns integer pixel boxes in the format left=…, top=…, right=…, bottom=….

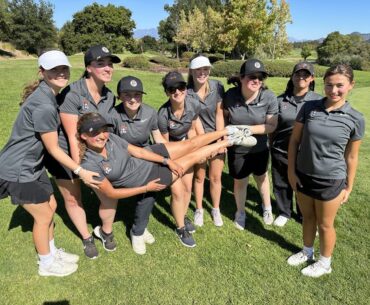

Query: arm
left=60, top=113, right=80, bottom=163
left=40, top=131, right=101, bottom=188
left=215, top=101, right=225, bottom=131
left=187, top=119, right=198, bottom=139
left=249, top=114, right=278, bottom=135
left=151, top=129, right=168, bottom=143
left=287, top=122, right=303, bottom=191
left=194, top=117, right=205, bottom=135
left=96, top=177, right=166, bottom=200
left=342, top=140, right=362, bottom=203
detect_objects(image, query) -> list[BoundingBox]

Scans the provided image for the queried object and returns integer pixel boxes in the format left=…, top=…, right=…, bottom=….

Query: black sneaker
left=93, top=226, right=117, bottom=252
left=175, top=227, right=196, bottom=248
left=184, top=216, right=196, bottom=234
left=82, top=236, right=98, bottom=259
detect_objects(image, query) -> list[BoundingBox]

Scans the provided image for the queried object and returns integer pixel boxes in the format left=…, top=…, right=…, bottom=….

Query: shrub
left=121, top=56, right=150, bottom=70
left=212, top=60, right=244, bottom=78
left=149, top=56, right=182, bottom=68
left=204, top=53, right=224, bottom=63
left=181, top=51, right=195, bottom=62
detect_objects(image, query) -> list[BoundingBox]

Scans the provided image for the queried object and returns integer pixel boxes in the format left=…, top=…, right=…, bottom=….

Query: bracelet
left=73, top=166, right=82, bottom=175
left=162, top=157, right=169, bottom=166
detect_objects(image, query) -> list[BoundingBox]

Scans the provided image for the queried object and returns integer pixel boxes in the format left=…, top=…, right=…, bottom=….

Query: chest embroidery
left=101, top=162, right=112, bottom=175
left=119, top=123, right=128, bottom=134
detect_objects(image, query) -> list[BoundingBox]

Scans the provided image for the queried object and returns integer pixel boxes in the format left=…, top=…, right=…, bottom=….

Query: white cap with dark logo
left=38, top=50, right=71, bottom=70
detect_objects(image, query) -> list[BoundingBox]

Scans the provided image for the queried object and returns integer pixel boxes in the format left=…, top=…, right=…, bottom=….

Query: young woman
left=77, top=113, right=255, bottom=247
left=46, top=45, right=121, bottom=259
left=287, top=64, right=364, bottom=277
left=223, top=59, right=278, bottom=230
left=187, top=54, right=225, bottom=227
left=158, top=71, right=200, bottom=247
left=0, top=50, right=98, bottom=277
left=270, top=62, right=322, bottom=227
left=111, top=75, right=166, bottom=254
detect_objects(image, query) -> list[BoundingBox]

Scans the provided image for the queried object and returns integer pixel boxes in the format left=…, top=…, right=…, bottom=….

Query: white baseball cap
left=38, top=50, right=71, bottom=70
left=189, top=56, right=212, bottom=69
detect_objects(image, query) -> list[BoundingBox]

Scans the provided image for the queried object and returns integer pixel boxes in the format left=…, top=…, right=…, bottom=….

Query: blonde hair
left=20, top=79, right=42, bottom=106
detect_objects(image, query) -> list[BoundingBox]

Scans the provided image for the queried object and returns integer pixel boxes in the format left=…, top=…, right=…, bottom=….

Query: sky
left=52, top=0, right=370, bottom=41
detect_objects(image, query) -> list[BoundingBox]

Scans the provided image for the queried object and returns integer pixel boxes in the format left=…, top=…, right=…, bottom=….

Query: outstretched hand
left=146, top=178, right=166, bottom=192
left=167, top=159, right=184, bottom=177
left=79, top=169, right=101, bottom=189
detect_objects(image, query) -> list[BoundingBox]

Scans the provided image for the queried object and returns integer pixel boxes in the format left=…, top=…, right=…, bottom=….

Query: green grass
left=0, top=56, right=369, bottom=305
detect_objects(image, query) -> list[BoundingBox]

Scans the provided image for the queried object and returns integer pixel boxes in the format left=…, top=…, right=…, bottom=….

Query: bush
left=181, top=51, right=195, bottom=62
left=212, top=59, right=327, bottom=78
left=121, top=56, right=150, bottom=70
left=149, top=56, right=183, bottom=68
left=204, top=53, right=224, bottom=63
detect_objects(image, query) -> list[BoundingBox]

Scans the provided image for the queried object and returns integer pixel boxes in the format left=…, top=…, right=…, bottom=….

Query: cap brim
left=108, top=55, right=121, bottom=64
left=293, top=68, right=313, bottom=75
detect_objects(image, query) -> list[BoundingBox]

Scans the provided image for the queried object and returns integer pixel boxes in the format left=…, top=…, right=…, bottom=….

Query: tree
left=301, top=44, right=312, bottom=60
left=264, top=0, right=292, bottom=59
left=7, top=0, right=57, bottom=54
left=60, top=2, right=135, bottom=55
left=0, top=0, right=11, bottom=41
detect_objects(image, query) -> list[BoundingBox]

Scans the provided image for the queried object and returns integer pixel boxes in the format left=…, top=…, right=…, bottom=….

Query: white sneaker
left=130, top=229, right=146, bottom=255
left=234, top=211, right=246, bottom=230
left=211, top=208, right=223, bottom=227
left=229, top=134, right=257, bottom=148
left=38, top=259, right=78, bottom=277
left=301, top=261, right=332, bottom=278
left=263, top=210, right=274, bottom=225
left=273, top=215, right=289, bottom=227
left=54, top=248, right=79, bottom=264
left=287, top=250, right=315, bottom=266
left=194, top=209, right=204, bottom=227
left=143, top=228, right=155, bottom=244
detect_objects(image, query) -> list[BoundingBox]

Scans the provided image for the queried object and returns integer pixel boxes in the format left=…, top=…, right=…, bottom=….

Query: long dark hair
left=284, top=78, right=315, bottom=96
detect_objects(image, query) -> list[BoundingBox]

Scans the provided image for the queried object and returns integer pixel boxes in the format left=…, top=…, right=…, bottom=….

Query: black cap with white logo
left=292, top=61, right=314, bottom=75
left=84, top=45, right=121, bottom=67
left=78, top=114, right=114, bottom=134
left=117, top=76, right=146, bottom=94
left=240, top=58, right=268, bottom=76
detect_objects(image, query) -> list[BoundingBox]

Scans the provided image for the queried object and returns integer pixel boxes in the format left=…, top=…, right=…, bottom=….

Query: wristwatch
left=162, top=157, right=169, bottom=166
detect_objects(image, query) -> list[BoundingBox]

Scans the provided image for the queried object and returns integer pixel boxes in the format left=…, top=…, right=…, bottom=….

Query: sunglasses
left=247, top=74, right=265, bottom=81
left=167, top=84, right=187, bottom=94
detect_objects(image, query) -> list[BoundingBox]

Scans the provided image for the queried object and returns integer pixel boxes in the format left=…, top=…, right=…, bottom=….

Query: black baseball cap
left=84, top=45, right=121, bottom=67
left=292, top=61, right=314, bottom=75
left=163, top=71, right=186, bottom=89
left=240, top=59, right=268, bottom=77
left=78, top=114, right=113, bottom=134
left=117, top=76, right=146, bottom=94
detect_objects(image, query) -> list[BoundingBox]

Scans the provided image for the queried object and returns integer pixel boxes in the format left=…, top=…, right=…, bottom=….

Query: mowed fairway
left=0, top=55, right=369, bottom=305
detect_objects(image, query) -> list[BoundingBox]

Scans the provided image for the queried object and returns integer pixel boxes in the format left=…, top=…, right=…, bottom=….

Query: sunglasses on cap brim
left=246, top=74, right=266, bottom=81
left=167, top=84, right=187, bottom=94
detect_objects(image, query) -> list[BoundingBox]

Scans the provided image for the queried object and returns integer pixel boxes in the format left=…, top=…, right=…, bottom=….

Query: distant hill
left=350, top=32, right=370, bottom=41
left=134, top=28, right=159, bottom=39
left=289, top=32, right=370, bottom=43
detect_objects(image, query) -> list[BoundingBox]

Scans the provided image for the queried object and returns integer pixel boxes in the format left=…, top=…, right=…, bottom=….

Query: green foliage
left=301, top=44, right=312, bottom=60
left=121, top=55, right=150, bottom=70
left=0, top=0, right=11, bottom=41
left=204, top=52, right=224, bottom=63
left=212, top=60, right=244, bottom=77
left=317, top=31, right=370, bottom=70
left=59, top=2, right=135, bottom=55
left=7, top=0, right=57, bottom=54
left=180, top=51, right=195, bottom=61
left=149, top=55, right=182, bottom=68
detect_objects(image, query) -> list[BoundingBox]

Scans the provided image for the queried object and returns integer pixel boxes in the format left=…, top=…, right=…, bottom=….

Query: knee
left=64, top=196, right=82, bottom=209
left=35, top=210, right=54, bottom=227
left=318, top=222, right=334, bottom=234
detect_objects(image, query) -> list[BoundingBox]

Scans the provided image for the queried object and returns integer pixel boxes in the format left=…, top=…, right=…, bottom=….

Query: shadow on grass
left=43, top=301, right=70, bottom=305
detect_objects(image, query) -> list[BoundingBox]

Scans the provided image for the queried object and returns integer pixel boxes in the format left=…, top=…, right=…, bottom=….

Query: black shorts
left=44, top=152, right=76, bottom=180
left=0, top=170, right=54, bottom=205
left=144, top=144, right=173, bottom=187
left=227, top=149, right=269, bottom=179
left=296, top=171, right=346, bottom=201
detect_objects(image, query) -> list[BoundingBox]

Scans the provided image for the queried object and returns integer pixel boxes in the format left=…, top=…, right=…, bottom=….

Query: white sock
left=212, top=208, right=220, bottom=211
left=263, top=205, right=272, bottom=212
left=38, top=252, right=54, bottom=267
left=49, top=239, right=57, bottom=255
left=303, top=246, right=314, bottom=258
left=319, top=255, right=331, bottom=268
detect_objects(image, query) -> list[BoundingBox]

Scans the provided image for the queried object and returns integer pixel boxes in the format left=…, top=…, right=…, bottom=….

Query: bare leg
left=95, top=190, right=118, bottom=234
left=253, top=172, right=272, bottom=209
left=297, top=192, right=317, bottom=247
left=170, top=178, right=186, bottom=228
left=208, top=155, right=225, bottom=209
left=234, top=177, right=249, bottom=213
left=193, top=162, right=206, bottom=209
left=315, top=191, right=344, bottom=257
left=56, top=179, right=91, bottom=239
left=182, top=168, right=194, bottom=213
left=165, top=130, right=227, bottom=160
left=48, top=195, right=58, bottom=242
left=22, top=201, right=54, bottom=255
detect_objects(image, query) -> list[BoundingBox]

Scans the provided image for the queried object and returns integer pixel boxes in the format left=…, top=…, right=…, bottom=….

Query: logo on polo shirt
left=102, top=162, right=112, bottom=175
left=82, top=99, right=89, bottom=110
left=119, top=123, right=128, bottom=134
left=169, top=120, right=177, bottom=129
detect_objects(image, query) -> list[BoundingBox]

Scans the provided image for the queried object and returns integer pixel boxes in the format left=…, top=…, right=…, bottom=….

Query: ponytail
left=20, top=79, right=42, bottom=106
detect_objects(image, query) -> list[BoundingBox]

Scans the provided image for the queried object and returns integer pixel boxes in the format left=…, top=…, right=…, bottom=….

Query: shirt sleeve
left=296, top=102, right=308, bottom=123
left=81, top=159, right=106, bottom=182
left=157, top=107, right=169, bottom=134
left=350, top=113, right=365, bottom=141
left=216, top=81, right=225, bottom=102
left=59, top=90, right=81, bottom=115
left=33, top=103, right=59, bottom=132
left=266, top=91, right=278, bottom=115
left=150, top=108, right=159, bottom=131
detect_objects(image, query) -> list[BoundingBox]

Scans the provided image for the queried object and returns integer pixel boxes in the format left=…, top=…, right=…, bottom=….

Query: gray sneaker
left=38, top=259, right=78, bottom=277
left=184, top=216, right=196, bottom=233
left=82, top=236, right=98, bottom=259
left=175, top=227, right=196, bottom=248
left=93, top=226, right=117, bottom=252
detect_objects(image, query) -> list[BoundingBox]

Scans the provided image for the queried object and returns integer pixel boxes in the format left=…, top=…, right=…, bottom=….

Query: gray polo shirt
left=186, top=79, right=224, bottom=132
left=223, top=87, right=278, bottom=154
left=58, top=78, right=116, bottom=152
left=112, top=103, right=158, bottom=147
left=81, top=134, right=154, bottom=188
left=0, top=81, right=59, bottom=182
left=271, top=91, right=322, bottom=162
left=296, top=99, right=365, bottom=179
left=157, top=97, right=200, bottom=141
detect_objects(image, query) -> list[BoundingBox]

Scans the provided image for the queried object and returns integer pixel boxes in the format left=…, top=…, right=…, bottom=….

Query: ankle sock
left=319, top=255, right=331, bottom=268
left=49, top=239, right=57, bottom=255
left=303, top=246, right=314, bottom=258
left=38, top=252, right=54, bottom=267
